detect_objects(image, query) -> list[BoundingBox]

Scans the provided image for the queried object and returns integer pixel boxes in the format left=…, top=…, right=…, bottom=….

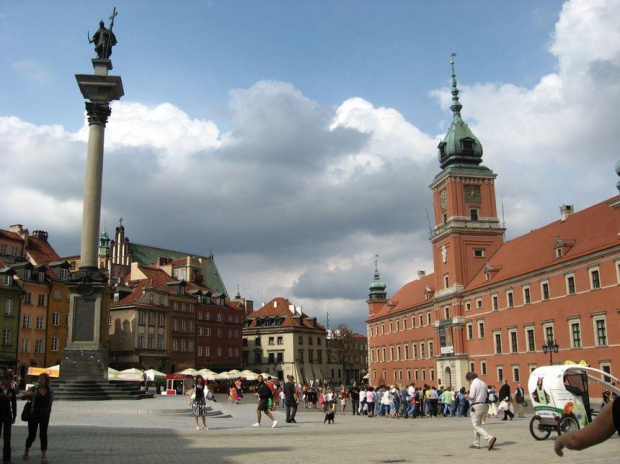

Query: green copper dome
left=438, top=56, right=483, bottom=169
left=368, top=257, right=387, bottom=300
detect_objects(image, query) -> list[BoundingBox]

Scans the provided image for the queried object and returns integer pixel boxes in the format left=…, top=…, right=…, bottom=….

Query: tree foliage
left=330, top=323, right=357, bottom=374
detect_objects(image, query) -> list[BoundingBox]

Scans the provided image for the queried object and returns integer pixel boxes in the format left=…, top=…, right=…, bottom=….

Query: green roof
left=128, top=243, right=228, bottom=297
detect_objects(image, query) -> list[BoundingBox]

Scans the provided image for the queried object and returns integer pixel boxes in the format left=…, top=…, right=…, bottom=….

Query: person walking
left=0, top=373, right=17, bottom=464
left=514, top=383, right=526, bottom=418
left=188, top=375, right=209, bottom=430
left=252, top=375, right=278, bottom=428
left=499, top=379, right=515, bottom=420
left=465, top=372, right=496, bottom=451
left=22, top=373, right=53, bottom=464
left=283, top=375, right=298, bottom=423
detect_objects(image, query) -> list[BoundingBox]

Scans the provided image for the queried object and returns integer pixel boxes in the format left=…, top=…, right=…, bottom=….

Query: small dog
left=324, top=411, right=335, bottom=424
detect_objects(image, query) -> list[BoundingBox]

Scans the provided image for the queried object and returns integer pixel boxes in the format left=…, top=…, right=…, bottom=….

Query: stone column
left=61, top=59, right=123, bottom=382
left=80, top=102, right=111, bottom=269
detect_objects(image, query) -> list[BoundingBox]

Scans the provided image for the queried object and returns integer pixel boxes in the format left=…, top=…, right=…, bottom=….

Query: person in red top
left=266, top=377, right=277, bottom=410
left=234, top=378, right=243, bottom=404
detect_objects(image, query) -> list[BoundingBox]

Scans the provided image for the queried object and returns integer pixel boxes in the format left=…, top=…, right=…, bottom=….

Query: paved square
left=8, top=396, right=618, bottom=463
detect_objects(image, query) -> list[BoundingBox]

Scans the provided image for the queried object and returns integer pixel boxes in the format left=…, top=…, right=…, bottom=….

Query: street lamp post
left=542, top=339, right=559, bottom=365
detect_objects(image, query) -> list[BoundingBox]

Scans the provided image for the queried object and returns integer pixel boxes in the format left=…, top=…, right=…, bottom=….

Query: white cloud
left=1, top=0, right=619, bottom=334
left=431, top=0, right=620, bottom=238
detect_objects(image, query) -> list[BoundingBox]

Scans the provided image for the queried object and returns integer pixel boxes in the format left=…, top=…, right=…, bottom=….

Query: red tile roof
left=27, top=236, right=61, bottom=265
left=466, top=196, right=620, bottom=291
left=368, top=195, right=619, bottom=320
left=368, top=273, right=435, bottom=321
left=246, top=297, right=325, bottom=330
left=0, top=230, right=22, bottom=242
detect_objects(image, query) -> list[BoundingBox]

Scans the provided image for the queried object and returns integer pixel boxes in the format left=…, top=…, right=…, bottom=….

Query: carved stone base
left=60, top=346, right=108, bottom=381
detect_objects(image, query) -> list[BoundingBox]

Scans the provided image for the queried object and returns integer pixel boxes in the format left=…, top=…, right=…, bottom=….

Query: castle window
left=506, top=291, right=514, bottom=308
left=470, top=209, right=479, bottom=221
left=589, top=268, right=601, bottom=289
left=443, top=274, right=449, bottom=289
left=523, top=286, right=531, bottom=304
left=541, top=281, right=550, bottom=300
left=473, top=249, right=484, bottom=258
left=566, top=274, right=576, bottom=295
left=461, top=140, right=474, bottom=151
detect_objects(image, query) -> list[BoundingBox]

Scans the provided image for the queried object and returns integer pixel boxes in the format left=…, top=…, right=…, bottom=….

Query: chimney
left=32, top=230, right=49, bottom=242
left=560, top=205, right=574, bottom=221
left=417, top=270, right=426, bottom=280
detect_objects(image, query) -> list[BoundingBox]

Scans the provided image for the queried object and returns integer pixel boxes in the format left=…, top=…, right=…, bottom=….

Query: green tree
left=330, top=323, right=357, bottom=384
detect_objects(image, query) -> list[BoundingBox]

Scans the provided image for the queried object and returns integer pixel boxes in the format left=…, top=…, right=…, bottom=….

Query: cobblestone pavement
left=7, top=396, right=618, bottom=463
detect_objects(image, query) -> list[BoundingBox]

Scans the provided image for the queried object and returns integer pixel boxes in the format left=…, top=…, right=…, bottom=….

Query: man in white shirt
left=466, top=372, right=497, bottom=451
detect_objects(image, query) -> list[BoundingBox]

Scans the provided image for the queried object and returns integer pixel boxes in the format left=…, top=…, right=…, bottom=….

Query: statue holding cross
left=89, top=7, right=118, bottom=59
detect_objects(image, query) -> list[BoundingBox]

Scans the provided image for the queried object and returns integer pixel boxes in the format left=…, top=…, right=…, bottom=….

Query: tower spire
left=368, top=254, right=387, bottom=300
left=450, top=52, right=463, bottom=118
left=437, top=52, right=484, bottom=170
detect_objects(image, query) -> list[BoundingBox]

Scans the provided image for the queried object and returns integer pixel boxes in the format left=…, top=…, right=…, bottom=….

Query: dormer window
left=60, top=268, right=69, bottom=280
left=38, top=272, right=45, bottom=282
left=25, top=270, right=31, bottom=280
left=438, top=142, right=446, bottom=157
left=556, top=248, right=563, bottom=258
left=179, top=286, right=185, bottom=295
left=461, top=139, right=474, bottom=151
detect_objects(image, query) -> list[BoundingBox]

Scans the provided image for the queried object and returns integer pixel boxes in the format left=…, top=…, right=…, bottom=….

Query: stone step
left=52, top=380, right=154, bottom=401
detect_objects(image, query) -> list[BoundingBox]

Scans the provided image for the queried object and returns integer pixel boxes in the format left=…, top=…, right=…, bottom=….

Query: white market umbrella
left=241, top=371, right=259, bottom=381
left=197, top=368, right=215, bottom=377
left=117, top=368, right=143, bottom=381
left=144, top=369, right=166, bottom=380
left=227, top=369, right=241, bottom=376
left=176, top=368, right=199, bottom=377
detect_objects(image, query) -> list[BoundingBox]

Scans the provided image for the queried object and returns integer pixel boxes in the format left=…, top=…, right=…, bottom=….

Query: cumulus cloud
left=1, top=0, right=619, bottom=334
left=431, top=0, right=620, bottom=239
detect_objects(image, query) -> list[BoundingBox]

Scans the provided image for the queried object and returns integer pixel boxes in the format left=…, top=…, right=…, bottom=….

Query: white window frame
left=506, top=290, right=514, bottom=308
left=466, top=322, right=474, bottom=340
left=568, top=318, right=582, bottom=348
left=541, top=281, right=550, bottom=300
left=542, top=323, right=555, bottom=343
left=566, top=273, right=576, bottom=295
left=593, top=315, right=608, bottom=346
left=493, top=330, right=502, bottom=354
left=512, top=365, right=520, bottom=382
left=508, top=328, right=518, bottom=353
left=525, top=326, right=536, bottom=352
left=589, top=267, right=601, bottom=290
left=478, top=320, right=485, bottom=339
left=523, top=286, right=531, bottom=304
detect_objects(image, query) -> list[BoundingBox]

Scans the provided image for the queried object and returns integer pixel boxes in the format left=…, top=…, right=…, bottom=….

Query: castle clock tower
left=429, top=56, right=505, bottom=299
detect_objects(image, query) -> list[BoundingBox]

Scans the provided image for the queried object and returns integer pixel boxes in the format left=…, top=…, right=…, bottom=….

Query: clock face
left=464, top=185, right=481, bottom=203
left=440, top=189, right=447, bottom=210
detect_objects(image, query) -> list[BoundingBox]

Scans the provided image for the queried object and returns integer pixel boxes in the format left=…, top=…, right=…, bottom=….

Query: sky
left=1, top=0, right=619, bottom=334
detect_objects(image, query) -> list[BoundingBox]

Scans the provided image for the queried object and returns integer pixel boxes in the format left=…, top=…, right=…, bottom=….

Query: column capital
left=85, top=102, right=112, bottom=126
